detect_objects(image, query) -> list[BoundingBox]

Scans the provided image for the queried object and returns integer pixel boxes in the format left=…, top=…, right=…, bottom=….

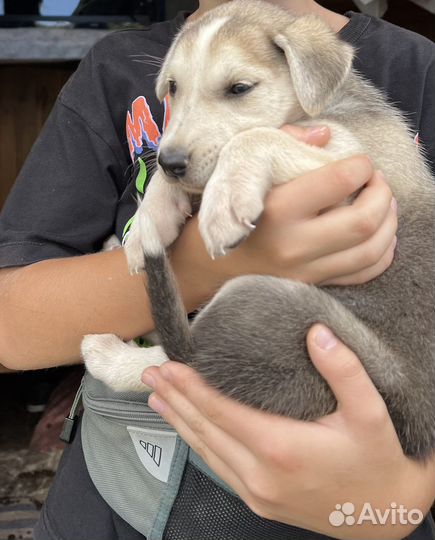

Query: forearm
left=0, top=238, right=213, bottom=370
left=0, top=155, right=397, bottom=370
left=0, top=249, right=150, bottom=369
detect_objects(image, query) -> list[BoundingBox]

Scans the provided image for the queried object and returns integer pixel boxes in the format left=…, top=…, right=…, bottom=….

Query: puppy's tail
left=139, top=211, right=193, bottom=363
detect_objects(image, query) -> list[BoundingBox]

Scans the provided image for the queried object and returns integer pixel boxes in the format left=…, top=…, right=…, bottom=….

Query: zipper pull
left=60, top=377, right=84, bottom=443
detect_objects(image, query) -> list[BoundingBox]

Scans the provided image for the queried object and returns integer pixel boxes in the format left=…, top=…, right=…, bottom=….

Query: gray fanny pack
left=65, top=372, right=328, bottom=540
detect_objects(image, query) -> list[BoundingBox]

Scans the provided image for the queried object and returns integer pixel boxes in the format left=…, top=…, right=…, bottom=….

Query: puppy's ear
left=274, top=16, right=354, bottom=117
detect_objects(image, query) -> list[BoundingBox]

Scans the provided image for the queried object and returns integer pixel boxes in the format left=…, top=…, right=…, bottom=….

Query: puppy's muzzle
left=158, top=149, right=189, bottom=179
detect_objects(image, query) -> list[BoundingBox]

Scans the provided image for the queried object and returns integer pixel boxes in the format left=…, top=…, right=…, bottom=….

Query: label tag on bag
left=127, top=426, right=177, bottom=483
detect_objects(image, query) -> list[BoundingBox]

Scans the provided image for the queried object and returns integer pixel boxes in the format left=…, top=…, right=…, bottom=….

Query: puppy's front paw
left=199, top=173, right=264, bottom=258
left=124, top=221, right=145, bottom=274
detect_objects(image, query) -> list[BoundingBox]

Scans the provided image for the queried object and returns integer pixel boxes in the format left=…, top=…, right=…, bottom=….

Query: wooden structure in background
left=0, top=63, right=76, bottom=209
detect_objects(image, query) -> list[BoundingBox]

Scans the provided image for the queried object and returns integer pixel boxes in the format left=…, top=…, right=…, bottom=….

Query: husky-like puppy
left=82, top=0, right=435, bottom=459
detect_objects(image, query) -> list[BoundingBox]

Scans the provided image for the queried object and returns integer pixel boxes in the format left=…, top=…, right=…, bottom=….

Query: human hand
left=142, top=325, right=435, bottom=540
left=170, top=124, right=397, bottom=302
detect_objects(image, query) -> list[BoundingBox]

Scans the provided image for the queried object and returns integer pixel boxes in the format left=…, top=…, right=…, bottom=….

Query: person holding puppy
left=0, top=0, right=434, bottom=539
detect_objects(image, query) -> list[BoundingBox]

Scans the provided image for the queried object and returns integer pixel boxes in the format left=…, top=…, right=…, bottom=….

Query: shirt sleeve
left=0, top=99, right=126, bottom=268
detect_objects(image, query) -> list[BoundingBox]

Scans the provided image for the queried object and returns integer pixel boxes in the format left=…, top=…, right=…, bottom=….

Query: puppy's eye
left=228, top=82, right=254, bottom=96
left=168, top=80, right=177, bottom=97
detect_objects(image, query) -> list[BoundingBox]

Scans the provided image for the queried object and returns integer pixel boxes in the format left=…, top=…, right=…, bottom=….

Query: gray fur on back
left=145, top=1, right=435, bottom=459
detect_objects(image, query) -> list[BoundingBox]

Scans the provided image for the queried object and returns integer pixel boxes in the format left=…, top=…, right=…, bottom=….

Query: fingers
left=321, top=235, right=397, bottom=286
left=304, top=187, right=397, bottom=283
left=144, top=364, right=258, bottom=468
left=263, top=169, right=397, bottom=283
left=290, top=171, right=395, bottom=268
left=264, top=155, right=375, bottom=221
left=314, top=171, right=394, bottom=253
left=311, top=173, right=397, bottom=283
left=144, top=362, right=316, bottom=516
left=306, top=325, right=391, bottom=426
left=144, top=362, right=303, bottom=453
left=146, top=378, right=253, bottom=498
left=154, top=400, right=257, bottom=507
left=280, top=124, right=331, bottom=147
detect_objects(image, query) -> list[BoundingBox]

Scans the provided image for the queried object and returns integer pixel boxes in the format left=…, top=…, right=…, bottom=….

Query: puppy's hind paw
left=81, top=333, right=124, bottom=386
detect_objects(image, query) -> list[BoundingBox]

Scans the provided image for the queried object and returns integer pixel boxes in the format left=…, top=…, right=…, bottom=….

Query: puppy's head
left=155, top=0, right=354, bottom=192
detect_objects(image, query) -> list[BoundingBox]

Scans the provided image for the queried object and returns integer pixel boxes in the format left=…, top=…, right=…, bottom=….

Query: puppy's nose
left=158, top=149, right=188, bottom=178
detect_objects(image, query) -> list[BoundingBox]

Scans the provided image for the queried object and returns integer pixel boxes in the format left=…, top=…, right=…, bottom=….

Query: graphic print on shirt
left=126, top=94, right=171, bottom=161
left=123, top=94, right=171, bottom=245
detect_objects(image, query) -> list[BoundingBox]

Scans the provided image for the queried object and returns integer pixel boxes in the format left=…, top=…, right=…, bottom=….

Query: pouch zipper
left=60, top=377, right=84, bottom=443
left=82, top=386, right=172, bottom=428
left=61, top=377, right=172, bottom=443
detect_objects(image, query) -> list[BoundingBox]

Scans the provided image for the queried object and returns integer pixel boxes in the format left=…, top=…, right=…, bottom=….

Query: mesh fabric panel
left=164, top=462, right=333, bottom=540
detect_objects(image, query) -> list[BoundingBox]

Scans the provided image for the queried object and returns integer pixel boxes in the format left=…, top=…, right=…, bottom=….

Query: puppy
left=82, top=0, right=435, bottom=459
